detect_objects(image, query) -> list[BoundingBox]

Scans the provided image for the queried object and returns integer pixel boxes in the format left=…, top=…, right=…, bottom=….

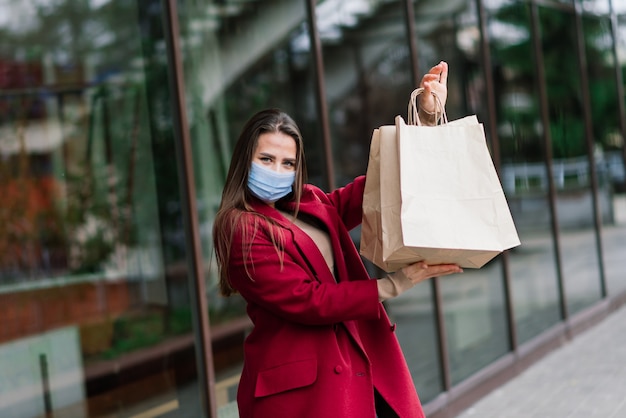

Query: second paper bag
left=379, top=115, right=520, bottom=270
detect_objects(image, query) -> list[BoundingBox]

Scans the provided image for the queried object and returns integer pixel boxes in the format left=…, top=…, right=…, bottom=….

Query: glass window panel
left=486, top=2, right=562, bottom=344
left=386, top=283, right=443, bottom=403
left=592, top=15, right=626, bottom=295
left=314, top=0, right=445, bottom=401
left=580, top=0, right=610, bottom=14
left=414, top=1, right=510, bottom=385
left=176, top=0, right=319, bottom=413
left=320, top=0, right=414, bottom=186
left=441, top=267, right=509, bottom=384
left=615, top=1, right=626, bottom=14
left=0, top=1, right=204, bottom=417
left=539, top=6, right=603, bottom=315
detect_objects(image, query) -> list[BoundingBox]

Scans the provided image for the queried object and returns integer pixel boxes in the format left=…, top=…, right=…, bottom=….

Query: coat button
left=390, top=323, right=397, bottom=332
left=334, top=365, right=343, bottom=374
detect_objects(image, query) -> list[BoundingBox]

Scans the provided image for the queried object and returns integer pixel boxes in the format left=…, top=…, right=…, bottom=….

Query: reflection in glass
left=0, top=1, right=203, bottom=416
left=320, top=0, right=415, bottom=186
left=580, top=0, right=610, bottom=14
left=586, top=14, right=626, bottom=296
left=317, top=0, right=446, bottom=400
left=442, top=267, right=509, bottom=385
left=414, top=1, right=510, bottom=385
left=539, top=6, right=603, bottom=314
left=386, top=284, right=442, bottom=403
left=176, top=0, right=320, bottom=413
left=616, top=1, right=626, bottom=14
left=486, top=2, right=561, bottom=343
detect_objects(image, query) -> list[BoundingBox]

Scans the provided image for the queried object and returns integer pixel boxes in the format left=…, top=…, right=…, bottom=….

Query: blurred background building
left=1, top=0, right=625, bottom=417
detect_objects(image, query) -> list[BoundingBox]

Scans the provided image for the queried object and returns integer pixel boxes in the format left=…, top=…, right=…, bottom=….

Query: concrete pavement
left=455, top=304, right=626, bottom=418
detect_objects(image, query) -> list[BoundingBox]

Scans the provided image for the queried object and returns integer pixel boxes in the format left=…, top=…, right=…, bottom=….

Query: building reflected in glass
left=1, top=1, right=625, bottom=417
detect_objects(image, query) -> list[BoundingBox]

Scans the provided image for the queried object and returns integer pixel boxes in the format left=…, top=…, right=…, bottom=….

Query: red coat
left=226, top=176, right=425, bottom=418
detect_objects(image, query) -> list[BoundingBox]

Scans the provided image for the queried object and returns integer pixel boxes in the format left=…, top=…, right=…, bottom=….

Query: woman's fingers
left=424, top=61, right=447, bottom=85
left=419, top=61, right=448, bottom=113
left=402, top=261, right=463, bottom=284
left=430, top=264, right=463, bottom=277
left=438, top=61, right=448, bottom=85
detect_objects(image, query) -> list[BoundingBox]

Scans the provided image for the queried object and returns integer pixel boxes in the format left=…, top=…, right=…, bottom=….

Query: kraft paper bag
left=360, top=88, right=520, bottom=272
left=360, top=126, right=404, bottom=271
left=360, top=128, right=384, bottom=269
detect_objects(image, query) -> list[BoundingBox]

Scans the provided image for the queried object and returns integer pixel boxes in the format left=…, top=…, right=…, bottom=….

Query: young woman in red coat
left=213, top=61, right=462, bottom=418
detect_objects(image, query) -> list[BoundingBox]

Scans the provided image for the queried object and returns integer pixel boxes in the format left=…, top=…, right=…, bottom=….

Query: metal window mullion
left=306, top=0, right=335, bottom=191
left=431, top=277, right=451, bottom=391
left=403, top=0, right=420, bottom=87
left=162, top=1, right=217, bottom=417
left=609, top=3, right=626, bottom=207
left=401, top=0, right=451, bottom=392
left=529, top=1, right=568, bottom=320
left=475, top=0, right=517, bottom=351
left=573, top=1, right=608, bottom=298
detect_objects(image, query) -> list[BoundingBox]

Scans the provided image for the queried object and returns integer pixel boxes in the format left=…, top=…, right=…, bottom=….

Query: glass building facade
left=1, top=0, right=625, bottom=417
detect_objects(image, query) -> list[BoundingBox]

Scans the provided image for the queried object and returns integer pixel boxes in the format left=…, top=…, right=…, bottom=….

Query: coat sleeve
left=323, top=175, right=366, bottom=231
left=228, top=213, right=380, bottom=326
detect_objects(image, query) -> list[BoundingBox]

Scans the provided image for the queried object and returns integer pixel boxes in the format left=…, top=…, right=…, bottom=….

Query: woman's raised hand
left=419, top=61, right=448, bottom=115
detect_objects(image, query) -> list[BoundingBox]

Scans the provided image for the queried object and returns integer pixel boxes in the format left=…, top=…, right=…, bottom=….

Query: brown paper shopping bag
left=361, top=88, right=520, bottom=272
left=360, top=126, right=399, bottom=271
left=360, top=128, right=384, bottom=268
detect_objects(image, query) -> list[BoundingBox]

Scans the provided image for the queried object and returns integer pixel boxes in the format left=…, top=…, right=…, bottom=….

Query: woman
left=213, top=61, right=462, bottom=418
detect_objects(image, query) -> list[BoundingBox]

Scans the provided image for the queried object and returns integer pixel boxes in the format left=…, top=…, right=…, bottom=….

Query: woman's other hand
left=377, top=259, right=463, bottom=301
left=401, top=260, right=462, bottom=285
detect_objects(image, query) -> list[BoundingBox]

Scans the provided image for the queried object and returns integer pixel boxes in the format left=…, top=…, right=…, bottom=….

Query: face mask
left=247, top=162, right=295, bottom=203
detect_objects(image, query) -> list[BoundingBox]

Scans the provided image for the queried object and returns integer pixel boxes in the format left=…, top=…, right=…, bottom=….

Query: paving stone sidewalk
left=456, top=305, right=626, bottom=418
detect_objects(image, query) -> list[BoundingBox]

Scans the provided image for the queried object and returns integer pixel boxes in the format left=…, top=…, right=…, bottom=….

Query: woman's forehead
left=255, top=132, right=297, bottom=156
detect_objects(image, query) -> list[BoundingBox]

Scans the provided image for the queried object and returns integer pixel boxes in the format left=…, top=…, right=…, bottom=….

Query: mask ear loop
left=407, top=87, right=448, bottom=126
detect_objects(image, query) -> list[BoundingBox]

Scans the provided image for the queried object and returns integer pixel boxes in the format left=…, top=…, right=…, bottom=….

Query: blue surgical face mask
left=247, top=162, right=296, bottom=203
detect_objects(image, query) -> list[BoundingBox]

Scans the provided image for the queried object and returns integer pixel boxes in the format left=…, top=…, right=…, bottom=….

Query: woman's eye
left=259, top=157, right=272, bottom=163
left=283, top=161, right=295, bottom=168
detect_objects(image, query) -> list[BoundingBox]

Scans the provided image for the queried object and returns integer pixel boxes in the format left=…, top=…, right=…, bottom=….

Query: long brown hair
left=213, top=109, right=308, bottom=296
